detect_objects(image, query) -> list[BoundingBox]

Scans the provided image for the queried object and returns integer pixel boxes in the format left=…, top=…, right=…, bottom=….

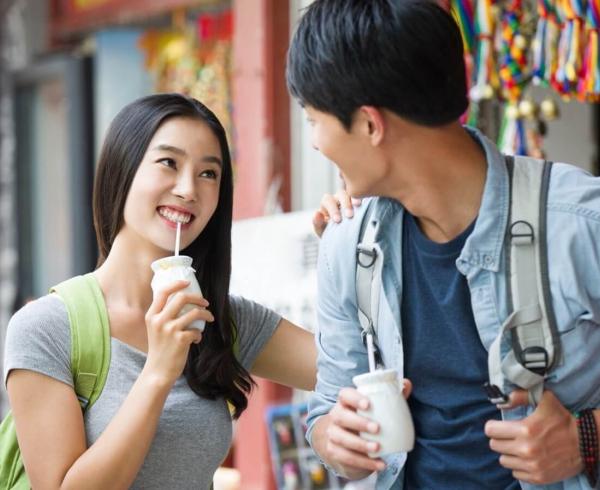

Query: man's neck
left=381, top=124, right=487, bottom=243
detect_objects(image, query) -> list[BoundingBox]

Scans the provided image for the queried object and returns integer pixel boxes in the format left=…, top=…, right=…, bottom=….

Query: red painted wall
left=231, top=1, right=292, bottom=488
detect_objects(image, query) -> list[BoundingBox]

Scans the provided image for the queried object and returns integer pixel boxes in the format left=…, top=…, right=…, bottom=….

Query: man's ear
left=357, top=106, right=385, bottom=146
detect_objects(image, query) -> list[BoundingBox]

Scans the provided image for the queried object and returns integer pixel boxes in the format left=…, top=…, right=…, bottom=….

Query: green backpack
left=0, top=274, right=111, bottom=490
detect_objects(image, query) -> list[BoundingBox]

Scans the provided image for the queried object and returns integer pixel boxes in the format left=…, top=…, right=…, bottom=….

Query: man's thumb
left=498, top=389, right=529, bottom=409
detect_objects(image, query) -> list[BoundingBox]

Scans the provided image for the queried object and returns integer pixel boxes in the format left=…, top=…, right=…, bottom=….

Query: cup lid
left=151, top=255, right=193, bottom=272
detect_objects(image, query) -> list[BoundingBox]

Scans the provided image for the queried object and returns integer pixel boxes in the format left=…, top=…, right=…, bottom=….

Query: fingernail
left=367, top=442, right=378, bottom=452
left=376, top=462, right=386, bottom=471
left=333, top=213, right=341, bottom=223
left=345, top=208, right=354, bottom=218
left=368, top=422, right=378, bottom=433
left=359, top=399, right=369, bottom=410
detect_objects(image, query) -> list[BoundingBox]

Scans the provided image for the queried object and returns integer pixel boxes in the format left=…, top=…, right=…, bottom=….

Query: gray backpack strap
left=356, top=200, right=384, bottom=370
left=488, top=156, right=560, bottom=406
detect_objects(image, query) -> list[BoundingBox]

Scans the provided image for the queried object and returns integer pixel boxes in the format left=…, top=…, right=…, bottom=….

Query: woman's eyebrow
left=153, top=144, right=222, bottom=167
left=152, top=144, right=187, bottom=156
left=201, top=155, right=222, bottom=167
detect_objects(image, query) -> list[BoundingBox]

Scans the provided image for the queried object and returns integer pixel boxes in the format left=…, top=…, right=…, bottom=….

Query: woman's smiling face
left=120, top=116, right=223, bottom=256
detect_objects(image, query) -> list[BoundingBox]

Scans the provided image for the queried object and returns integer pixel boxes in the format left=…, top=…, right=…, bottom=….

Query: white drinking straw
left=175, top=221, right=182, bottom=256
left=366, top=333, right=376, bottom=373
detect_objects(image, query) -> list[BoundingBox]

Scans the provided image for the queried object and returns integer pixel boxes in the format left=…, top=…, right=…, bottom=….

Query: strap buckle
left=483, top=382, right=509, bottom=405
left=357, top=245, right=377, bottom=268
left=509, top=220, right=534, bottom=246
left=520, top=346, right=549, bottom=375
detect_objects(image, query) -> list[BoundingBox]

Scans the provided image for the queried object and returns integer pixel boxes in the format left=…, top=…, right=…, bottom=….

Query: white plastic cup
left=150, top=255, right=205, bottom=331
left=352, top=368, right=415, bottom=457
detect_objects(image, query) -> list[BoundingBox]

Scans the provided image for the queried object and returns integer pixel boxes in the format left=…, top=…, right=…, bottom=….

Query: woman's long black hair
left=93, top=93, right=253, bottom=418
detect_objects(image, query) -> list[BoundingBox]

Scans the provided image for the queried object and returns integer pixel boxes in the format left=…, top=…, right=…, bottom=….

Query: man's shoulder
left=318, top=197, right=404, bottom=289
left=548, top=162, right=600, bottom=220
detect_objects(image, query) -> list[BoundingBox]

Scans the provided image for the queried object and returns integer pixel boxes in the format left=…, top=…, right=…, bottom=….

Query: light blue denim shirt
left=307, top=127, right=600, bottom=490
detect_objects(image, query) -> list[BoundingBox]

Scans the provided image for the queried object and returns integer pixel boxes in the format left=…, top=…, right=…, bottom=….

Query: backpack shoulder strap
left=356, top=199, right=383, bottom=369
left=50, top=273, right=111, bottom=411
left=488, top=156, right=560, bottom=406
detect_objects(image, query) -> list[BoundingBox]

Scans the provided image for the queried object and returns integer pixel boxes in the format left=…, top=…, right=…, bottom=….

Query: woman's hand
left=313, top=190, right=362, bottom=238
left=143, top=280, right=213, bottom=386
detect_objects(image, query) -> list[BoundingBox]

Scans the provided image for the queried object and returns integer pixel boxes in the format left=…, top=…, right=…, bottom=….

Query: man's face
left=304, top=106, right=386, bottom=197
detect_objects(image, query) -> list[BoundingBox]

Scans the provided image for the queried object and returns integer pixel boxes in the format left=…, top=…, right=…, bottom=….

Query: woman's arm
left=8, top=281, right=209, bottom=490
left=8, top=367, right=171, bottom=490
left=250, top=319, right=317, bottom=391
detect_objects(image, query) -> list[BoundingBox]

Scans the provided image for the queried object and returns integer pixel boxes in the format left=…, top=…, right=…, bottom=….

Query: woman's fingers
left=313, top=210, right=329, bottom=238
left=146, top=280, right=190, bottom=317
left=165, top=306, right=214, bottom=332
left=334, top=190, right=354, bottom=218
left=159, top=291, right=209, bottom=321
left=321, top=194, right=342, bottom=223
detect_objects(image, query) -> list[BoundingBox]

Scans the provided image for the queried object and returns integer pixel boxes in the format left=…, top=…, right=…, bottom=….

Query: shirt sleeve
left=3, top=294, right=73, bottom=388
left=305, top=224, right=370, bottom=448
left=229, top=295, right=281, bottom=370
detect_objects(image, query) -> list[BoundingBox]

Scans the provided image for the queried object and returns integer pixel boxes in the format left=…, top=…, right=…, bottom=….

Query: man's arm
left=306, top=212, right=382, bottom=480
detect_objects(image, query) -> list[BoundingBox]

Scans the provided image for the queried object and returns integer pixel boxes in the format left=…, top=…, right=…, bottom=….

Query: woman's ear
left=357, top=106, right=385, bottom=146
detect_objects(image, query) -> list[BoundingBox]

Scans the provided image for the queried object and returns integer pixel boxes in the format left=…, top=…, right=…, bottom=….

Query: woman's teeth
left=158, top=207, right=192, bottom=224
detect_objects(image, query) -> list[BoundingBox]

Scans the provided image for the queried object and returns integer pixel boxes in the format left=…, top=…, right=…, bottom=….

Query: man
left=286, top=1, right=600, bottom=489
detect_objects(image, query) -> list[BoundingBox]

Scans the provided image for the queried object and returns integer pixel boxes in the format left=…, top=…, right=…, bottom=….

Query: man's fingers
left=331, top=404, right=379, bottom=435
left=485, top=419, right=527, bottom=440
left=499, top=454, right=532, bottom=472
left=489, top=437, right=520, bottom=457
left=402, top=379, right=413, bottom=399
left=497, top=389, right=529, bottom=410
left=327, top=423, right=379, bottom=455
left=327, top=443, right=385, bottom=473
left=338, top=387, right=370, bottom=410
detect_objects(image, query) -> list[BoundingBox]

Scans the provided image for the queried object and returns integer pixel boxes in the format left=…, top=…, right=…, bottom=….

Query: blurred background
left=0, top=0, right=599, bottom=489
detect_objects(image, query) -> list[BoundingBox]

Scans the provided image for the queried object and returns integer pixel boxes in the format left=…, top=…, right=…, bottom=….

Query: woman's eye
left=158, top=158, right=176, bottom=168
left=200, top=169, right=219, bottom=179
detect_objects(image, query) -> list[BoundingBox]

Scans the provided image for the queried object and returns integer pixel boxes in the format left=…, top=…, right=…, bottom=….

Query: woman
left=4, top=94, right=316, bottom=489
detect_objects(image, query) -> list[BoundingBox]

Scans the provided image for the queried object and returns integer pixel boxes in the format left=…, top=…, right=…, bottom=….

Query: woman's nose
left=172, top=173, right=197, bottom=202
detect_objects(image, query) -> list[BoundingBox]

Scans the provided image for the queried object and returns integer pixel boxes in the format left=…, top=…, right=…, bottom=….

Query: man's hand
left=313, top=191, right=362, bottom=238
left=312, top=380, right=412, bottom=480
left=484, top=390, right=583, bottom=485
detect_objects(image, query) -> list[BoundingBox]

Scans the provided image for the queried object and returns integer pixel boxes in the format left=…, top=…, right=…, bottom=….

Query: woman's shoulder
left=6, top=294, right=70, bottom=350
left=9, top=294, right=68, bottom=330
left=4, top=294, right=73, bottom=387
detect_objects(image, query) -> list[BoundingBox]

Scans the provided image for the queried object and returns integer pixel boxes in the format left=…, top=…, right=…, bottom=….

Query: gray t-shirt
left=4, top=293, right=281, bottom=489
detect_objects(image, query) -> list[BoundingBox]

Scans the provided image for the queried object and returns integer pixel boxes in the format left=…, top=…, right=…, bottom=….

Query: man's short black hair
left=286, top=0, right=469, bottom=129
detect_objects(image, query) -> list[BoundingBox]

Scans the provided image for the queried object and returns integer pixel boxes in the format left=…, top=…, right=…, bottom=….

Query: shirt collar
left=456, top=126, right=510, bottom=274
left=368, top=126, right=509, bottom=274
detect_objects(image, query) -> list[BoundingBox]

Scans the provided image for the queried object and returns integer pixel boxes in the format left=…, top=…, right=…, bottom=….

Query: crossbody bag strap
left=356, top=200, right=384, bottom=369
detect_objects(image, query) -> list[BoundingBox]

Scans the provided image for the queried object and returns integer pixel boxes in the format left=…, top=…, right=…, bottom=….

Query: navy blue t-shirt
left=401, top=212, right=518, bottom=489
